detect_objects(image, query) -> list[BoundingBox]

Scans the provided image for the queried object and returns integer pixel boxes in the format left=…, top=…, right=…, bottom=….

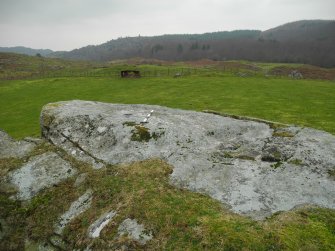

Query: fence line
left=0, top=67, right=278, bottom=81
left=0, top=68, right=203, bottom=81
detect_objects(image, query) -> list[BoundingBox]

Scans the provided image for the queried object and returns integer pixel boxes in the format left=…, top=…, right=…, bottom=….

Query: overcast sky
left=0, top=0, right=334, bottom=51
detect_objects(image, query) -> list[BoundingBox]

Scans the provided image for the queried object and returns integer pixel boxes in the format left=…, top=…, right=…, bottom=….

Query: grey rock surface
left=74, top=173, right=88, bottom=187
left=54, top=189, right=93, bottom=234
left=117, top=218, right=153, bottom=245
left=88, top=210, right=117, bottom=238
left=0, top=129, right=35, bottom=159
left=40, top=100, right=335, bottom=219
left=8, top=152, right=77, bottom=200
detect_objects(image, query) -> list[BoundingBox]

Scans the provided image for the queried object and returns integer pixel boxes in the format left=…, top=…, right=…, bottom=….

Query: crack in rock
left=60, top=132, right=106, bottom=169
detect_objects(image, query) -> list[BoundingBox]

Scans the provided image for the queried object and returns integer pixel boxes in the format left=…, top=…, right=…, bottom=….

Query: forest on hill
left=2, top=20, right=335, bottom=67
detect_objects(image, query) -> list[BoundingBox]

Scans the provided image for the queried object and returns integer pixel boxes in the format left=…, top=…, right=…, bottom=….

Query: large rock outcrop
left=39, top=100, right=335, bottom=219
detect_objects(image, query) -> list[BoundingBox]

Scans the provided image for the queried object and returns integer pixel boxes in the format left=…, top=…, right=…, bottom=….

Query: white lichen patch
left=97, top=126, right=107, bottom=134
left=88, top=211, right=117, bottom=238
left=54, top=189, right=93, bottom=234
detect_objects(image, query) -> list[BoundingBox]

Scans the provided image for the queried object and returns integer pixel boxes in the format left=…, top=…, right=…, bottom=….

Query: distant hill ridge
left=0, top=46, right=53, bottom=56
left=261, top=20, right=335, bottom=41
left=2, top=20, right=335, bottom=67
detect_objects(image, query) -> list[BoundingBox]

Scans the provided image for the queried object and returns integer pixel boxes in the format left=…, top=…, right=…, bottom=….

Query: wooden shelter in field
left=120, top=70, right=141, bottom=78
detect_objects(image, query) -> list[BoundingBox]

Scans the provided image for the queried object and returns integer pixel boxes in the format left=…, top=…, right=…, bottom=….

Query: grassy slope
left=0, top=52, right=100, bottom=79
left=0, top=75, right=334, bottom=139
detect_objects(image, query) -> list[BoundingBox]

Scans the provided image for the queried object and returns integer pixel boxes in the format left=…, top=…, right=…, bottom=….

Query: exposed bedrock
left=40, top=100, right=335, bottom=219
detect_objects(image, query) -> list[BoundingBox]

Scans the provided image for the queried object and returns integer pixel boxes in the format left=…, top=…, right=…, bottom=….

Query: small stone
left=88, top=211, right=117, bottom=238
left=49, top=235, right=67, bottom=250
left=117, top=218, right=152, bottom=245
left=74, top=173, right=87, bottom=187
left=54, top=189, right=92, bottom=234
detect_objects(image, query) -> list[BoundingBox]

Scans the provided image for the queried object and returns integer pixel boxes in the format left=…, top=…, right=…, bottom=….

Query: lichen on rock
left=54, top=189, right=93, bottom=235
left=0, top=130, right=35, bottom=159
left=8, top=152, right=77, bottom=200
left=117, top=218, right=153, bottom=245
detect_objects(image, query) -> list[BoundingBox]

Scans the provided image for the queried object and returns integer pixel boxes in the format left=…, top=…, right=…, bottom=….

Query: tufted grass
left=0, top=74, right=335, bottom=139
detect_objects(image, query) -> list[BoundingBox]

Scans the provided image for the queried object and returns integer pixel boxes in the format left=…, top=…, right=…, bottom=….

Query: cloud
left=0, top=0, right=334, bottom=50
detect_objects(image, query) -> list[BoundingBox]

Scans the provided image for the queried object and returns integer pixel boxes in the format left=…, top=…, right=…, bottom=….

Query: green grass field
left=0, top=74, right=334, bottom=139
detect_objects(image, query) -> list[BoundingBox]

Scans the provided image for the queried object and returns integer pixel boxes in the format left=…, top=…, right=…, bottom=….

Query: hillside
left=0, top=46, right=54, bottom=56
left=48, top=20, right=335, bottom=67
left=0, top=52, right=102, bottom=79
left=49, top=30, right=261, bottom=62
left=261, top=20, right=335, bottom=42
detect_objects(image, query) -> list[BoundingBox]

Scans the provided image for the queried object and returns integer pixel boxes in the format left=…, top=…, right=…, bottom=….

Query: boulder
left=288, top=70, right=303, bottom=79
left=40, top=100, right=335, bottom=219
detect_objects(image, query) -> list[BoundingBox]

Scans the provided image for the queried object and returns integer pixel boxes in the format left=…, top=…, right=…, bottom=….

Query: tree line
left=50, top=21, right=335, bottom=68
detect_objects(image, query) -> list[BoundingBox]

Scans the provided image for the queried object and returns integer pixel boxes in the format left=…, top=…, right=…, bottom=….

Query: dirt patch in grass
left=130, top=125, right=164, bottom=142
left=328, top=168, right=335, bottom=179
left=272, top=131, right=295, bottom=138
left=289, top=159, right=304, bottom=166
left=270, top=65, right=335, bottom=80
left=186, top=60, right=262, bottom=72
left=131, top=125, right=152, bottom=142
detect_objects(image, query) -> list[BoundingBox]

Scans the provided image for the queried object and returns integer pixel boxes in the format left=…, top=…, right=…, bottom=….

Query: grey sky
left=0, top=0, right=334, bottom=51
